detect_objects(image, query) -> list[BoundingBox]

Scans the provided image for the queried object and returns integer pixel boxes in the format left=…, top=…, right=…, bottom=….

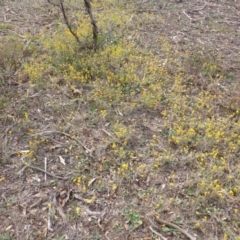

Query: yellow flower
left=194, top=222, right=201, bottom=228
left=137, top=164, right=146, bottom=172
left=112, top=183, right=117, bottom=191
left=228, top=190, right=234, bottom=196
left=218, top=193, right=223, bottom=198
left=152, top=134, right=157, bottom=139
left=121, top=163, right=129, bottom=170
left=223, top=233, right=228, bottom=240
left=76, top=207, right=81, bottom=214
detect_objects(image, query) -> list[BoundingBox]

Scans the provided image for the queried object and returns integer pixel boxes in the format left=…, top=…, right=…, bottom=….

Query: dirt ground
left=1, top=0, right=240, bottom=239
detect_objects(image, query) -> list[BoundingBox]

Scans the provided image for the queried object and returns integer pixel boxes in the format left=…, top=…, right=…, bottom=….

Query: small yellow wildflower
left=112, top=183, right=117, bottom=191
left=194, top=222, right=201, bottom=228
left=228, top=190, right=234, bottom=196
left=0, top=177, right=5, bottom=182
left=223, top=233, right=228, bottom=240
left=121, top=163, right=129, bottom=170
left=218, top=193, right=223, bottom=198
left=24, top=112, right=29, bottom=119
left=76, top=207, right=81, bottom=214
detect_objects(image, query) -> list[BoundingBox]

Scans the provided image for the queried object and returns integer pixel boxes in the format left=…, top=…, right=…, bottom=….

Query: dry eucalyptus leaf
left=88, top=177, right=97, bottom=187
left=29, top=209, right=38, bottom=216
left=5, top=225, right=13, bottom=231
left=59, top=155, right=66, bottom=165
left=34, top=192, right=48, bottom=198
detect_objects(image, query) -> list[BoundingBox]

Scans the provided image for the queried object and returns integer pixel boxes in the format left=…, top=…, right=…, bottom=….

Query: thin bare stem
left=48, top=0, right=98, bottom=49
left=84, top=0, right=98, bottom=49
left=19, top=165, right=68, bottom=180
left=59, top=0, right=81, bottom=44
left=148, top=217, right=196, bottom=240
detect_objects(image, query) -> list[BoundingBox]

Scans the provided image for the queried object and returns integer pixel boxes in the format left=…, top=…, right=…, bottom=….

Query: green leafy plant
left=122, top=208, right=143, bottom=230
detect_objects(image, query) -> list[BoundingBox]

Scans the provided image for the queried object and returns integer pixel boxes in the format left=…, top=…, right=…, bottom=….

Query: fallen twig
left=53, top=192, right=67, bottom=224
left=35, top=130, right=93, bottom=155
left=101, top=128, right=112, bottom=137
left=19, top=165, right=68, bottom=180
left=105, top=231, right=110, bottom=240
left=47, top=206, right=53, bottom=232
left=29, top=198, right=42, bottom=209
left=192, top=3, right=207, bottom=12
left=183, top=10, right=205, bottom=22
left=73, top=194, right=107, bottom=219
left=149, top=226, right=168, bottom=240
left=44, top=157, right=47, bottom=181
left=84, top=207, right=106, bottom=218
left=148, top=217, right=196, bottom=240
left=183, top=10, right=193, bottom=21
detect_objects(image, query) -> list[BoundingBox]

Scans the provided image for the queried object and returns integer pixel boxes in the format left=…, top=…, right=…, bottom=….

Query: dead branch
left=148, top=217, right=196, bottom=240
left=34, top=130, right=93, bottom=155
left=149, top=226, right=168, bottom=240
left=19, top=165, right=68, bottom=180
left=52, top=192, right=67, bottom=223
left=182, top=10, right=205, bottom=22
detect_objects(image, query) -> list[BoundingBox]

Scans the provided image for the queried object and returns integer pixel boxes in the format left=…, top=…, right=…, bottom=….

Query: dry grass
left=1, top=0, right=240, bottom=239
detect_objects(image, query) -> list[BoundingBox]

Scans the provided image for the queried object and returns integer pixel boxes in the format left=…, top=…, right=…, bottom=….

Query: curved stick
left=19, top=165, right=68, bottom=180
left=148, top=217, right=196, bottom=240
